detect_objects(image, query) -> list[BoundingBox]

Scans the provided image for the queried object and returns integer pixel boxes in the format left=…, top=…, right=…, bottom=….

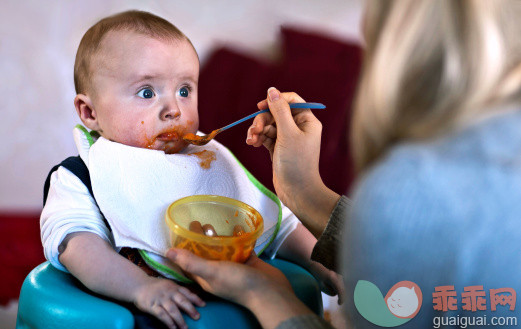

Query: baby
left=40, top=10, right=341, bottom=329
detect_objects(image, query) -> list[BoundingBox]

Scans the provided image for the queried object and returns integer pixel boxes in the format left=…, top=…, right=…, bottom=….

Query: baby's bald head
left=74, top=10, right=193, bottom=95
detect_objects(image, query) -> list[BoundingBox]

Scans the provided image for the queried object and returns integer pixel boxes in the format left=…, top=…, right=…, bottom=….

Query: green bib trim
left=139, top=250, right=194, bottom=284
left=75, top=124, right=99, bottom=147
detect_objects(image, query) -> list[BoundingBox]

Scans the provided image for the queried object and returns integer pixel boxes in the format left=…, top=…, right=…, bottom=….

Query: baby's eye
left=179, top=86, right=190, bottom=98
left=137, top=88, right=155, bottom=99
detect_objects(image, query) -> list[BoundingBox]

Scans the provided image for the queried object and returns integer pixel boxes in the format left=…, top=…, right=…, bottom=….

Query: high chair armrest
left=16, top=262, right=133, bottom=329
left=17, top=259, right=322, bottom=329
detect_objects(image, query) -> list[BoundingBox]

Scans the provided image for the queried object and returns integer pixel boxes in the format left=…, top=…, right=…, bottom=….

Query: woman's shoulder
left=350, top=144, right=450, bottom=228
left=353, top=140, right=449, bottom=201
left=350, top=109, right=521, bottom=237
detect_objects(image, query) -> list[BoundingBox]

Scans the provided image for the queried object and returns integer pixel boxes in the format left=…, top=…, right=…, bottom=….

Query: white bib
left=73, top=126, right=297, bottom=281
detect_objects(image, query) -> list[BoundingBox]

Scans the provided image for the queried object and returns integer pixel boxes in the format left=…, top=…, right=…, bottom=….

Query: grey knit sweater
left=279, top=108, right=521, bottom=329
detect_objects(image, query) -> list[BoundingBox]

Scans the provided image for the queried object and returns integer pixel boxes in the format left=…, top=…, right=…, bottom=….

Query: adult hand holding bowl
left=165, top=195, right=264, bottom=263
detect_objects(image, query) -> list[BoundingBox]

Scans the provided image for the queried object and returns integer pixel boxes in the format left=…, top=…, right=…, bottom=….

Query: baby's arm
left=59, top=232, right=204, bottom=329
left=43, top=167, right=203, bottom=329
left=276, top=223, right=344, bottom=303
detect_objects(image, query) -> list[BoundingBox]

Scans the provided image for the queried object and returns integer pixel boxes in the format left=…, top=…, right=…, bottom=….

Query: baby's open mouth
left=156, top=132, right=180, bottom=141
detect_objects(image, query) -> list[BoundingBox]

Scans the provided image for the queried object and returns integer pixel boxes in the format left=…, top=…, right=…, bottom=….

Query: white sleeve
left=261, top=202, right=299, bottom=259
left=40, top=166, right=114, bottom=272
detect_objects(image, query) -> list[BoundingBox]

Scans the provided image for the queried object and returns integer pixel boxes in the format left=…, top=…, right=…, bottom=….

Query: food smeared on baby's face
left=145, top=122, right=195, bottom=154
left=88, top=32, right=200, bottom=153
left=188, top=150, right=216, bottom=169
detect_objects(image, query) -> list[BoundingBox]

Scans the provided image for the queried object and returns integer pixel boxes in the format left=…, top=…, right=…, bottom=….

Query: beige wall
left=0, top=0, right=362, bottom=210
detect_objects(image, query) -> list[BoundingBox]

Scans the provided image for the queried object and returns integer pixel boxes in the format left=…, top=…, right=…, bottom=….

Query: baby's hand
left=133, top=277, right=205, bottom=329
left=308, top=261, right=345, bottom=305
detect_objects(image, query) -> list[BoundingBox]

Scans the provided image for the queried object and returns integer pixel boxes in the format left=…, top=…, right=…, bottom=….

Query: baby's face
left=88, top=30, right=199, bottom=154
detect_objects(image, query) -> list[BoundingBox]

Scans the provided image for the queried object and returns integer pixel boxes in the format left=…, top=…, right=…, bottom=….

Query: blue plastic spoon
left=183, top=102, right=326, bottom=146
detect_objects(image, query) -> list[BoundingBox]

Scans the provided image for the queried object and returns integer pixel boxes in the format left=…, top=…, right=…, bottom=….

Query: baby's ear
left=74, top=94, right=100, bottom=131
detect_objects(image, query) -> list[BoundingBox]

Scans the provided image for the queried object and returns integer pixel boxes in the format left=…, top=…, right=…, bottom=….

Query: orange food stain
left=234, top=210, right=238, bottom=217
left=225, top=220, right=229, bottom=224
left=144, top=124, right=189, bottom=153
left=188, top=150, right=216, bottom=169
left=141, top=121, right=144, bottom=124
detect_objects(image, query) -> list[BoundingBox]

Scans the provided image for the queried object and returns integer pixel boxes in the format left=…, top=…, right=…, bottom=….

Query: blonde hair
left=74, top=10, right=188, bottom=94
left=352, top=0, right=521, bottom=171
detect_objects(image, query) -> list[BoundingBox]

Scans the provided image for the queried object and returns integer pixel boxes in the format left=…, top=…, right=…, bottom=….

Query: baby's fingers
left=171, top=291, right=201, bottom=320
left=152, top=304, right=179, bottom=329
left=178, top=286, right=206, bottom=307
left=163, top=299, right=188, bottom=329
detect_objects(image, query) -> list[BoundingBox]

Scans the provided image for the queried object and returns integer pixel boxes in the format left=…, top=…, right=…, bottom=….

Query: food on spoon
left=182, top=130, right=220, bottom=146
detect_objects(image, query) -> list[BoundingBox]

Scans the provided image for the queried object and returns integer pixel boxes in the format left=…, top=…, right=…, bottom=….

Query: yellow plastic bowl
left=165, top=195, right=264, bottom=263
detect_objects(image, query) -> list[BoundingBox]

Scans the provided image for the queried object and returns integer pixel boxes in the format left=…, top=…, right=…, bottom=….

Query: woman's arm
left=311, top=195, right=352, bottom=272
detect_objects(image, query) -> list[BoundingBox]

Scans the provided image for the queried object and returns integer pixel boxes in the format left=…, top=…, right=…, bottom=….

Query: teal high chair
left=16, top=259, right=323, bottom=329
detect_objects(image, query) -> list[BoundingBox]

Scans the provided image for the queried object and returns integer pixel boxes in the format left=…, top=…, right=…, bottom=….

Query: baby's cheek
left=110, top=132, right=149, bottom=149
left=185, top=118, right=199, bottom=134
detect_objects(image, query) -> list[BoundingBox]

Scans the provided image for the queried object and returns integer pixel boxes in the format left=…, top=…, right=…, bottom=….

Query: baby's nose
left=160, top=105, right=181, bottom=121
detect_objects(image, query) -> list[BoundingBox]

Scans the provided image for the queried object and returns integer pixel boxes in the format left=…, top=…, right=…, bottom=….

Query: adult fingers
left=249, top=124, right=277, bottom=148
left=249, top=90, right=309, bottom=146
left=263, top=124, right=277, bottom=139
left=266, top=88, right=299, bottom=134
left=166, top=249, right=214, bottom=282
left=257, top=91, right=306, bottom=110
left=337, top=278, right=345, bottom=305
left=246, top=112, right=274, bottom=145
left=258, top=91, right=319, bottom=135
